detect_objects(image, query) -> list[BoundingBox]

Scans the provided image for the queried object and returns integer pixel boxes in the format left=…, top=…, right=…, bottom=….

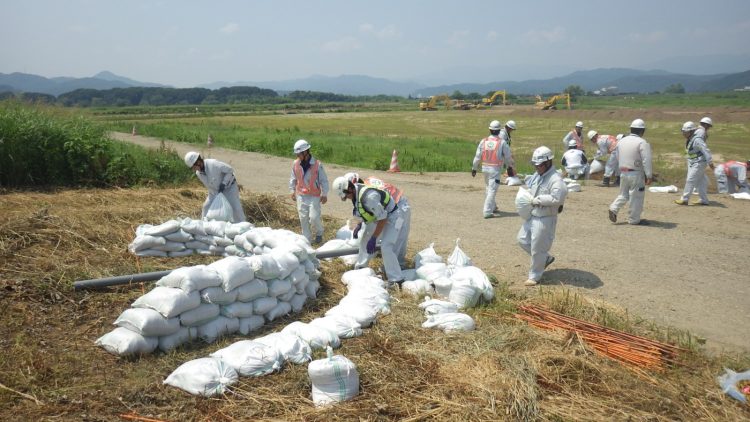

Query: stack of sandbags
left=128, top=218, right=255, bottom=257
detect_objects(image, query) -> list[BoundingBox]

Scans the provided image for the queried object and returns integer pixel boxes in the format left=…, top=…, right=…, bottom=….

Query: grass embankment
left=0, top=188, right=748, bottom=421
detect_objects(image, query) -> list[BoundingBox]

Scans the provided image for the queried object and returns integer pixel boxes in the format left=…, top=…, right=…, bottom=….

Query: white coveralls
left=609, top=134, right=653, bottom=225
left=713, top=161, right=749, bottom=194
left=472, top=134, right=514, bottom=217
left=289, top=157, right=329, bottom=242
left=352, top=184, right=411, bottom=283
left=517, top=165, right=567, bottom=282
left=196, top=158, right=245, bottom=223
left=679, top=132, right=713, bottom=204
left=561, top=149, right=589, bottom=180
left=562, top=130, right=585, bottom=151
left=593, top=135, right=620, bottom=179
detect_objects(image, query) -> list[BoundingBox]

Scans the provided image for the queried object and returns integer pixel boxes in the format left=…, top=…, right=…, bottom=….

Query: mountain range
left=1, top=67, right=749, bottom=98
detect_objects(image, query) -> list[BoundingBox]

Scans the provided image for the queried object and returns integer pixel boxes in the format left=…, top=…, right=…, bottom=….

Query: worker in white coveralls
left=184, top=151, right=246, bottom=223
left=289, top=139, right=329, bottom=244
left=588, top=130, right=621, bottom=187
left=332, top=174, right=411, bottom=287
left=674, top=121, right=714, bottom=206
left=562, top=121, right=585, bottom=151
left=517, top=146, right=567, bottom=286
left=471, top=120, right=515, bottom=218
left=695, top=117, right=714, bottom=195
left=713, top=160, right=750, bottom=194
left=608, top=119, right=653, bottom=225
left=561, top=139, right=589, bottom=180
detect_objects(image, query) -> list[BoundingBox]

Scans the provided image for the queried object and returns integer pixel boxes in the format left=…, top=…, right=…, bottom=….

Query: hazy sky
left=2, top=0, right=750, bottom=87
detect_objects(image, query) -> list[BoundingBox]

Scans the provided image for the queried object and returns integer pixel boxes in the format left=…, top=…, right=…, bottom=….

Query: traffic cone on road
left=387, top=149, right=401, bottom=173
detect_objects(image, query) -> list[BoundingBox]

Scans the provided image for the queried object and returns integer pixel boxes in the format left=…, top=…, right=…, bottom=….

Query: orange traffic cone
left=131, top=125, right=136, bottom=136
left=387, top=149, right=401, bottom=173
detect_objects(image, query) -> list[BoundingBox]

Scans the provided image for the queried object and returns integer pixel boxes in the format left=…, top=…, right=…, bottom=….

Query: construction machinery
left=419, top=94, right=452, bottom=111
left=450, top=99, right=476, bottom=110
left=482, top=90, right=507, bottom=107
left=535, top=93, right=571, bottom=110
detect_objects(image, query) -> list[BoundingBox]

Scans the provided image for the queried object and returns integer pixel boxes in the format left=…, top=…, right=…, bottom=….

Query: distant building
left=733, top=86, right=750, bottom=92
left=593, top=86, right=619, bottom=96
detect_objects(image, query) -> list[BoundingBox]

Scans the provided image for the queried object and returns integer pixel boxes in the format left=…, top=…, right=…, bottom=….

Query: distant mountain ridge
left=0, top=71, right=168, bottom=96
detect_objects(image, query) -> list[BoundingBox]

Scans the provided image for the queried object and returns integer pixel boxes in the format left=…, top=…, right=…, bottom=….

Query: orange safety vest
left=292, top=159, right=321, bottom=196
left=480, top=136, right=504, bottom=168
left=570, top=130, right=584, bottom=150
left=722, top=161, right=747, bottom=178
left=602, top=135, right=618, bottom=153
left=364, top=176, right=403, bottom=204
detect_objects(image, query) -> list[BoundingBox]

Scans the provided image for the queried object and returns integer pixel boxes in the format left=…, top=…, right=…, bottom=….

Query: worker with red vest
left=289, top=139, right=329, bottom=244
left=562, top=121, right=585, bottom=152
left=471, top=120, right=515, bottom=218
left=588, top=130, right=621, bottom=187
left=713, top=160, right=749, bottom=194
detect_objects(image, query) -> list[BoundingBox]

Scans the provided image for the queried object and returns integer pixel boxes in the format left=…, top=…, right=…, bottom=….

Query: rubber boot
left=614, top=176, right=621, bottom=187
left=598, top=176, right=610, bottom=187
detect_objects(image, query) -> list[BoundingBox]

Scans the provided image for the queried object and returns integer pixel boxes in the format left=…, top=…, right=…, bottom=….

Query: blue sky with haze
left=2, top=0, right=749, bottom=87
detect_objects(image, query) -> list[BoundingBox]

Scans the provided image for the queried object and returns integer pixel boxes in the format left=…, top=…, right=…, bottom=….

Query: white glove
left=532, top=198, right=542, bottom=206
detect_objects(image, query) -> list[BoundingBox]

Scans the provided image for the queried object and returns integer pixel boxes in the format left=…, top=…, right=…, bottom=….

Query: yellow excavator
left=482, top=90, right=507, bottom=107
left=535, top=93, right=571, bottom=110
left=419, top=94, right=452, bottom=111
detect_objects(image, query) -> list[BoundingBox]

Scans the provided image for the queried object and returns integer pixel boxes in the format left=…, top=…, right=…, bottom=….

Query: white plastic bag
left=414, top=243, right=443, bottom=268
left=515, top=187, right=533, bottom=220
left=164, top=357, right=238, bottom=397
left=308, top=346, right=359, bottom=407
left=447, top=238, right=472, bottom=267
left=419, top=296, right=459, bottom=316
left=210, top=340, right=283, bottom=377
left=206, top=193, right=234, bottom=222
left=422, top=312, right=475, bottom=333
left=589, top=159, right=604, bottom=174
left=717, top=368, right=750, bottom=403
left=506, top=176, right=523, bottom=186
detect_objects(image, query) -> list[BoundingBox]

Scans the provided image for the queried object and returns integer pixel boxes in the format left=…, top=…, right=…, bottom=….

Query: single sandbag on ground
left=96, top=327, right=158, bottom=356
left=309, top=347, right=359, bottom=407
left=210, top=340, right=284, bottom=377
left=254, top=332, right=312, bottom=365
left=164, top=357, right=238, bottom=397
left=422, top=312, right=475, bottom=333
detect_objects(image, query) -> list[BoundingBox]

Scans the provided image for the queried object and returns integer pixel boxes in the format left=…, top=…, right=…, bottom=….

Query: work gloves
left=471, top=169, right=476, bottom=177
left=352, top=222, right=363, bottom=239
left=532, top=197, right=542, bottom=206
left=366, top=236, right=377, bottom=254
left=507, top=167, right=515, bottom=177
left=218, top=184, right=225, bottom=193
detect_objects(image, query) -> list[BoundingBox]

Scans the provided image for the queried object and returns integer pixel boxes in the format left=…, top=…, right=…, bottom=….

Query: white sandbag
left=95, top=327, right=158, bottom=356
left=209, top=245, right=225, bottom=255
left=236, top=279, right=268, bottom=302
left=210, top=340, right=283, bottom=377
left=447, top=238, right=472, bottom=267
left=214, top=236, right=235, bottom=247
left=203, top=220, right=228, bottom=237
left=131, top=287, right=201, bottom=319
left=185, top=241, right=210, bottom=252
left=419, top=296, right=459, bottom=315
left=340, top=292, right=391, bottom=316
left=267, top=278, right=293, bottom=298
left=346, top=276, right=387, bottom=291
left=180, top=303, right=221, bottom=327
left=325, top=303, right=378, bottom=328
left=309, top=347, right=359, bottom=407
left=274, top=242, right=309, bottom=262
left=225, top=316, right=240, bottom=335
left=194, top=234, right=217, bottom=245
left=224, top=221, right=254, bottom=239
left=144, top=219, right=182, bottom=236
left=589, top=159, right=604, bottom=174
left=400, top=279, right=433, bottom=297
left=180, top=218, right=207, bottom=236
left=269, top=249, right=300, bottom=280
left=515, top=187, right=533, bottom=220
left=253, top=297, right=278, bottom=315
left=310, top=315, right=362, bottom=339
left=288, top=266, right=308, bottom=285
left=164, top=357, right=238, bottom=397
left=305, top=280, right=321, bottom=299
left=648, top=185, right=679, bottom=193
left=341, top=267, right=376, bottom=286
left=277, top=289, right=296, bottom=303
left=566, top=182, right=582, bottom=192
left=401, top=268, right=418, bottom=281
left=316, top=239, right=349, bottom=261
left=281, top=321, right=341, bottom=350
left=336, top=220, right=354, bottom=240
left=245, top=227, right=272, bottom=247
left=169, top=249, right=195, bottom=257
left=134, top=249, right=168, bottom=257
left=422, top=312, right=475, bottom=333
left=265, top=301, right=292, bottom=321
left=254, top=332, right=312, bottom=365
left=128, top=235, right=166, bottom=253
left=221, top=302, right=255, bottom=319
left=196, top=316, right=237, bottom=343
left=208, top=256, right=255, bottom=291
left=135, top=224, right=153, bottom=236
left=448, top=279, right=481, bottom=309
left=414, top=243, right=443, bottom=268
left=152, top=241, right=187, bottom=252
left=432, top=276, right=453, bottom=298
left=114, top=308, right=181, bottom=337
left=731, top=192, right=750, bottom=200
left=158, top=326, right=198, bottom=352
left=450, top=266, right=495, bottom=302
left=506, top=176, right=523, bottom=186
left=224, top=245, right=245, bottom=257
left=416, top=262, right=448, bottom=282
left=200, top=286, right=238, bottom=305
left=164, top=229, right=193, bottom=242
left=206, top=193, right=234, bottom=222
left=156, top=265, right=223, bottom=293
left=289, top=293, right=308, bottom=313
left=246, top=254, right=281, bottom=280
left=235, top=233, right=255, bottom=252
left=238, top=315, right=265, bottom=335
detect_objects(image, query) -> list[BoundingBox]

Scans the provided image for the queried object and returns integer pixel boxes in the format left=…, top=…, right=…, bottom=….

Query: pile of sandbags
left=97, top=234, right=321, bottom=356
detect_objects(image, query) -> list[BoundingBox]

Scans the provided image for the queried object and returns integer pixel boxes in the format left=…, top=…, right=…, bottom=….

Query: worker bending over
left=561, top=139, right=589, bottom=180
left=588, top=130, right=621, bottom=187
left=714, top=160, right=749, bottom=194
left=184, top=151, right=246, bottom=223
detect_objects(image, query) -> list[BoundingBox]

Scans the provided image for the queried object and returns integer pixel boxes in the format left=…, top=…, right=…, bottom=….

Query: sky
left=2, top=0, right=750, bottom=87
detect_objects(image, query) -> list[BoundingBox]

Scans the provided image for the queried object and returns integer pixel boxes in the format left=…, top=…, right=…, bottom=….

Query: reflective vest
left=364, top=176, right=403, bottom=204
left=722, top=161, right=747, bottom=178
left=685, top=136, right=704, bottom=160
left=356, top=186, right=391, bottom=223
left=292, top=159, right=321, bottom=196
left=480, top=136, right=504, bottom=168
left=570, top=130, right=583, bottom=150
left=601, top=135, right=618, bottom=153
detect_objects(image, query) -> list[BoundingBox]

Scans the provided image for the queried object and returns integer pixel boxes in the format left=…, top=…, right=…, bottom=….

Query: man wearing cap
left=290, top=139, right=329, bottom=244
left=472, top=120, right=515, bottom=218
left=713, top=160, right=750, bottom=194
left=675, top=122, right=714, bottom=206
left=562, top=121, right=585, bottom=151
left=608, top=119, right=653, bottom=225
left=183, top=151, right=246, bottom=223
left=588, top=130, right=621, bottom=187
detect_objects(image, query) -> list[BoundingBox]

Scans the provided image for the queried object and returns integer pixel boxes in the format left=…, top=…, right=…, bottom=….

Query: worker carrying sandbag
left=471, top=120, right=516, bottom=219
left=184, top=151, right=246, bottom=223
left=589, top=130, right=621, bottom=187
left=289, top=139, right=329, bottom=245
left=332, top=173, right=411, bottom=288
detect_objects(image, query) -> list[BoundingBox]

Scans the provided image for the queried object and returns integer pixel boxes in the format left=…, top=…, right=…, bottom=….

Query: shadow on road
left=612, top=219, right=678, bottom=229
left=541, top=269, right=603, bottom=289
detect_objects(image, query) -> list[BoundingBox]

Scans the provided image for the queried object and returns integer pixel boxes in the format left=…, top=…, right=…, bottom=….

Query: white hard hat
left=587, top=130, right=598, bottom=140
left=489, top=120, right=502, bottom=131
left=616, top=134, right=624, bottom=141
left=700, top=117, right=713, bottom=126
left=575, top=121, right=584, bottom=128
left=568, top=139, right=578, bottom=148
left=293, top=139, right=311, bottom=154
left=531, top=146, right=554, bottom=165
left=681, top=121, right=697, bottom=132
left=505, top=120, right=517, bottom=130
left=184, top=151, right=200, bottom=167
left=344, top=172, right=360, bottom=184
left=332, top=176, right=350, bottom=200
left=630, top=118, right=646, bottom=129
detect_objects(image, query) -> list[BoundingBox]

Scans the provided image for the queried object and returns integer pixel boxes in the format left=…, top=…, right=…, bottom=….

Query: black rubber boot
left=598, top=177, right=610, bottom=187
left=614, top=176, right=621, bottom=186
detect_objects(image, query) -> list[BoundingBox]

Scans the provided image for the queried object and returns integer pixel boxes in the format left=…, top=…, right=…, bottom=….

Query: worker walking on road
left=289, top=139, right=329, bottom=244
left=332, top=174, right=411, bottom=287
left=675, top=121, right=714, bottom=206
left=588, top=130, right=621, bottom=187
left=608, top=119, right=653, bottom=225
left=184, top=151, right=246, bottom=223
left=472, top=120, right=515, bottom=218
left=562, top=121, right=585, bottom=151
left=561, top=139, right=589, bottom=180
left=517, top=146, right=567, bottom=286
left=713, top=160, right=750, bottom=194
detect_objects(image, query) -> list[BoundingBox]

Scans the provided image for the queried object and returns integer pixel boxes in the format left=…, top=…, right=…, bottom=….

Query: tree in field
left=563, top=85, right=584, bottom=99
left=664, top=83, right=685, bottom=94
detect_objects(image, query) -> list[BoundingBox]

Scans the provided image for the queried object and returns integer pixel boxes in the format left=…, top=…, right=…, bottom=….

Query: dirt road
left=112, top=132, right=750, bottom=352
